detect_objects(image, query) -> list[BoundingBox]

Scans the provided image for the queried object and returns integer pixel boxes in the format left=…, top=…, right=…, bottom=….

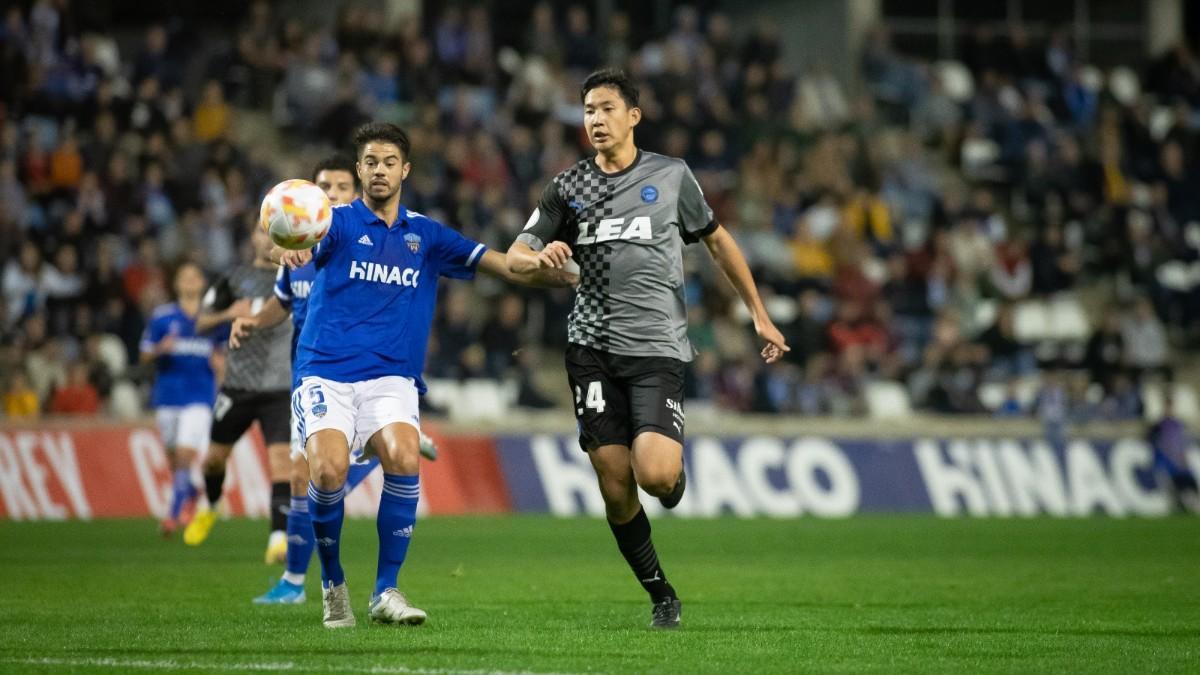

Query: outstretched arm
left=196, top=299, right=252, bottom=334
left=230, top=297, right=290, bottom=349
left=701, top=225, right=790, bottom=363
left=482, top=249, right=578, bottom=287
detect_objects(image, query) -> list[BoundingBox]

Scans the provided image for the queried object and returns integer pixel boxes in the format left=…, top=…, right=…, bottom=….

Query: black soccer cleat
left=650, top=597, right=681, bottom=629
left=658, top=470, right=686, bottom=509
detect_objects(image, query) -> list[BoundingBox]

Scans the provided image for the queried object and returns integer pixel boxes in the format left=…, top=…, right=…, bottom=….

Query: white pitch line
left=0, top=656, right=573, bottom=675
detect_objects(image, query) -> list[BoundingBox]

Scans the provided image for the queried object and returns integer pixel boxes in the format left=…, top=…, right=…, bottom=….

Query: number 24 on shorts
left=575, top=381, right=606, bottom=415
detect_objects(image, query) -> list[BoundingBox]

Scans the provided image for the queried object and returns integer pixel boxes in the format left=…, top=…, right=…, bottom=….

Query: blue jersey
left=274, top=261, right=317, bottom=389
left=140, top=303, right=218, bottom=408
left=294, top=199, right=486, bottom=392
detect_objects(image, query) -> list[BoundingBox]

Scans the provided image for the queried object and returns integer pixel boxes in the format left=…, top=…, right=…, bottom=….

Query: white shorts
left=156, top=404, right=213, bottom=454
left=292, top=375, right=420, bottom=459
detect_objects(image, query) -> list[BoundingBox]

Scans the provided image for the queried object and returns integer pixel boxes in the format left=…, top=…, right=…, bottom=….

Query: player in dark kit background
left=183, top=218, right=295, bottom=562
left=506, top=68, right=789, bottom=629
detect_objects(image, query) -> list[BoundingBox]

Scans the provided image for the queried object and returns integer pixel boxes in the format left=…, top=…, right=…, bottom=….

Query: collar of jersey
left=588, top=148, right=643, bottom=178
left=351, top=198, right=409, bottom=229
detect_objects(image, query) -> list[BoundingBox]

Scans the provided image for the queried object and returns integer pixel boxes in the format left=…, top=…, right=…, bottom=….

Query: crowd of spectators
left=0, top=1, right=1196, bottom=421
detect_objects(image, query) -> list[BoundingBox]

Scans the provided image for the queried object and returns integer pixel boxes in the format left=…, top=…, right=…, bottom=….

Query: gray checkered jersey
left=204, top=264, right=293, bottom=391
left=517, top=150, right=716, bottom=362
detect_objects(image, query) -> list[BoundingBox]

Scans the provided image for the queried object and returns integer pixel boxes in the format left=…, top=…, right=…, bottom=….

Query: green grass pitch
left=1, top=516, right=1198, bottom=673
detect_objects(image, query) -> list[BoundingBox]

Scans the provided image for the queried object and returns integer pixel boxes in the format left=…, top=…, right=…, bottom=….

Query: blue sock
left=346, top=455, right=380, bottom=491
left=375, top=473, right=419, bottom=598
left=284, top=496, right=314, bottom=579
left=307, top=482, right=346, bottom=587
left=169, top=468, right=193, bottom=520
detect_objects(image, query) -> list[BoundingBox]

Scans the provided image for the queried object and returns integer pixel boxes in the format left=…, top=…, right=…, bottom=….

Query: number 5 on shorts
left=575, top=381, right=606, bottom=415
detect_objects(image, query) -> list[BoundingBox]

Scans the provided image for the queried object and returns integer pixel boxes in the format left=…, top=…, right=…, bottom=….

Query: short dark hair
left=580, top=67, right=639, bottom=108
left=352, top=122, right=411, bottom=160
left=311, top=154, right=359, bottom=189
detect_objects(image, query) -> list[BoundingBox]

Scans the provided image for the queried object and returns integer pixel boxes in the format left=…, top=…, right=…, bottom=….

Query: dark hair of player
left=580, top=67, right=639, bottom=108
left=311, top=154, right=360, bottom=190
left=167, top=259, right=205, bottom=301
left=352, top=122, right=411, bottom=161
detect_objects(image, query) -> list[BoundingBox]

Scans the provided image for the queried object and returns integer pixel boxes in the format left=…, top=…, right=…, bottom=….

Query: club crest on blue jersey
left=405, top=232, right=421, bottom=253
left=641, top=185, right=658, bottom=203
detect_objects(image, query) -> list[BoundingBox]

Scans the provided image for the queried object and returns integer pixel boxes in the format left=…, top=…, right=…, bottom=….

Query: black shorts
left=210, top=388, right=292, bottom=446
left=564, top=344, right=686, bottom=451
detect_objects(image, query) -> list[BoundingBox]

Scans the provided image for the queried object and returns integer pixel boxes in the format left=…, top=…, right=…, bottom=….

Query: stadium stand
left=0, top=0, right=1196, bottom=424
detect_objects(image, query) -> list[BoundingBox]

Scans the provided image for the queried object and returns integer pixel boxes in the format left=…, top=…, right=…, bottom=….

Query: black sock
left=608, top=507, right=676, bottom=602
left=204, top=471, right=225, bottom=508
left=270, top=482, right=289, bottom=532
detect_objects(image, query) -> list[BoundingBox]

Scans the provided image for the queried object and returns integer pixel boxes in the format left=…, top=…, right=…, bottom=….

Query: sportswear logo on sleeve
left=357, top=234, right=374, bottom=246
left=404, top=232, right=421, bottom=253
left=523, top=207, right=540, bottom=231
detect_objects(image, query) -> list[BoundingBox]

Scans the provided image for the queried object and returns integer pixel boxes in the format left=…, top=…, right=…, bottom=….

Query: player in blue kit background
left=277, top=122, right=576, bottom=628
left=140, top=262, right=222, bottom=537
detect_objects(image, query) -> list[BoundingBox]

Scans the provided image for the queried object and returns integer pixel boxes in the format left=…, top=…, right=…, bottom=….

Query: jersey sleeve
left=312, top=205, right=347, bottom=267
left=139, top=314, right=166, bottom=354
left=274, top=265, right=293, bottom=308
left=677, top=162, right=718, bottom=244
left=433, top=224, right=487, bottom=280
left=515, top=180, right=570, bottom=251
left=202, top=274, right=235, bottom=312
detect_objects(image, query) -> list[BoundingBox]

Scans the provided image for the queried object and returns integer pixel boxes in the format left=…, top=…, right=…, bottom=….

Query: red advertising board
left=0, top=422, right=510, bottom=520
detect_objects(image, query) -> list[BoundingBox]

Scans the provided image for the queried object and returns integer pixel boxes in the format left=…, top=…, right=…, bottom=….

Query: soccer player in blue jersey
left=277, top=122, right=575, bottom=628
left=140, top=262, right=221, bottom=537
left=235, top=155, right=433, bottom=605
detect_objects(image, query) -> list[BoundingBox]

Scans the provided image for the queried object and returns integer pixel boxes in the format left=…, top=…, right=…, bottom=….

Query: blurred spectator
left=977, top=303, right=1036, bottom=379
left=3, top=370, right=40, bottom=418
left=4, top=241, right=43, bottom=327
left=48, top=360, right=101, bottom=415
left=1085, top=313, right=1125, bottom=392
left=989, top=238, right=1031, bottom=301
left=193, top=80, right=232, bottom=142
left=40, top=244, right=85, bottom=335
left=1122, top=297, right=1171, bottom=382
left=1146, top=393, right=1198, bottom=512
left=1029, top=224, right=1078, bottom=295
left=1033, top=370, right=1070, bottom=447
left=1098, top=373, right=1143, bottom=421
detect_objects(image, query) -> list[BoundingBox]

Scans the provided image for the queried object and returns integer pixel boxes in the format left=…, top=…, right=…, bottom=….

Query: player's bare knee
left=378, top=443, right=419, bottom=474
left=202, top=447, right=229, bottom=474
left=309, top=455, right=347, bottom=490
left=636, top=468, right=677, bottom=497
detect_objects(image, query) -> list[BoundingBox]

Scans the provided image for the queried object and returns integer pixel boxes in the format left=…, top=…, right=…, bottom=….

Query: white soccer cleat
left=321, top=582, right=356, bottom=628
left=368, top=588, right=427, bottom=626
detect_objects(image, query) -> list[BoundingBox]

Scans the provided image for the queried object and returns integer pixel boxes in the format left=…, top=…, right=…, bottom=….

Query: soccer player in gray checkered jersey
left=506, top=68, right=789, bottom=629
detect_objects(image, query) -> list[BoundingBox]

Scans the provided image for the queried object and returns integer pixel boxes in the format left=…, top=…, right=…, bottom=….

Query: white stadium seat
left=1142, top=383, right=1200, bottom=424
left=95, top=334, right=129, bottom=377
left=108, top=380, right=142, bottom=419
left=935, top=60, right=974, bottom=102
left=1108, top=66, right=1140, bottom=106
left=864, top=380, right=912, bottom=419
left=1013, top=300, right=1049, bottom=343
